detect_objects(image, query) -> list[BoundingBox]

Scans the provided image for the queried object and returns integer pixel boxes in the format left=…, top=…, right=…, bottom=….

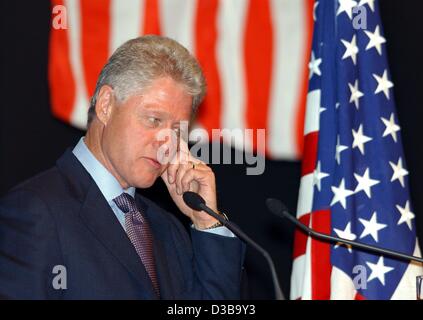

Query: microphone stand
left=266, top=198, right=423, bottom=264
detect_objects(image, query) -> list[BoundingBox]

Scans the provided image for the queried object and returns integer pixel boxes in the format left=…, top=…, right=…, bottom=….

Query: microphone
left=266, top=198, right=423, bottom=264
left=183, top=191, right=285, bottom=300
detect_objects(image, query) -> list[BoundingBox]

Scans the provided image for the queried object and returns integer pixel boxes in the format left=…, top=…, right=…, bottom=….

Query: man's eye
left=147, top=117, right=161, bottom=126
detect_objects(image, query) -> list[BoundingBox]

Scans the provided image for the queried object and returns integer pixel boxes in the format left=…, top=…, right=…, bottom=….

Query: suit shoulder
left=0, top=181, right=54, bottom=226
left=2, top=166, right=74, bottom=209
left=10, top=165, right=57, bottom=187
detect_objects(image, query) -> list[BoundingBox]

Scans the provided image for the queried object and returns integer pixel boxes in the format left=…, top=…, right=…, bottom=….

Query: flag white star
left=348, top=80, right=364, bottom=109
left=341, top=35, right=359, bottom=65
left=359, top=212, right=387, bottom=242
left=335, top=135, right=348, bottom=165
left=396, top=201, right=415, bottom=230
left=373, top=70, right=394, bottom=99
left=389, top=157, right=409, bottom=187
left=364, top=25, right=386, bottom=55
left=309, top=51, right=322, bottom=79
left=313, top=161, right=329, bottom=191
left=333, top=222, right=357, bottom=253
left=358, top=0, right=375, bottom=12
left=337, top=0, right=358, bottom=19
left=352, top=125, right=372, bottom=155
left=381, top=113, right=400, bottom=142
left=354, top=168, right=380, bottom=198
left=313, top=1, right=319, bottom=21
left=331, top=179, right=354, bottom=209
left=366, top=256, right=394, bottom=286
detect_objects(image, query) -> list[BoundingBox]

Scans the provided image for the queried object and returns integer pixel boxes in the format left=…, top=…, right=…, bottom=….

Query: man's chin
left=131, top=175, right=158, bottom=189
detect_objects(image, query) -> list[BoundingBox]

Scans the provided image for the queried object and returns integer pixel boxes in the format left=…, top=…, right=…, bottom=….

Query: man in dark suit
left=0, top=35, right=246, bottom=299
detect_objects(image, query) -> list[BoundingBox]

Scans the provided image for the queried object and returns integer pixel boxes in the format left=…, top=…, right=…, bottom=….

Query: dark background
left=0, top=1, right=422, bottom=299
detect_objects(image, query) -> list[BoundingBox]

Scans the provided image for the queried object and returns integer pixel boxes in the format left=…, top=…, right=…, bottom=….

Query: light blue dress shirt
left=72, top=137, right=234, bottom=237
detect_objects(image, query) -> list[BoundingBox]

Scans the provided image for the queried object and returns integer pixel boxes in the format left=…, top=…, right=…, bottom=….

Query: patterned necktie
left=113, top=193, right=160, bottom=296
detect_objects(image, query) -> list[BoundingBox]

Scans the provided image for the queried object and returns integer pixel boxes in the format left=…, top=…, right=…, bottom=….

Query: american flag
left=48, top=0, right=314, bottom=160
left=291, top=0, right=423, bottom=299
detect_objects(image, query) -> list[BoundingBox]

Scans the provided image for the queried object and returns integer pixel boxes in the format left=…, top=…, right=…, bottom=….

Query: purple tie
left=113, top=193, right=159, bottom=296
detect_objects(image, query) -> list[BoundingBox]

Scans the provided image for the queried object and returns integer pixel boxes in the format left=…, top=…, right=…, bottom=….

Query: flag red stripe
left=355, top=292, right=366, bottom=300
left=311, top=209, right=332, bottom=300
left=80, top=0, right=111, bottom=99
left=301, top=131, right=319, bottom=176
left=195, top=0, right=221, bottom=135
left=143, top=0, right=161, bottom=35
left=244, top=0, right=273, bottom=152
left=49, top=0, right=75, bottom=123
left=293, top=213, right=311, bottom=259
left=295, top=0, right=315, bottom=158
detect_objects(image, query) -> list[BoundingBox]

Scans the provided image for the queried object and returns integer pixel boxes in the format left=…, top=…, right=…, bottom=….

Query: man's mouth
left=144, top=157, right=162, bottom=169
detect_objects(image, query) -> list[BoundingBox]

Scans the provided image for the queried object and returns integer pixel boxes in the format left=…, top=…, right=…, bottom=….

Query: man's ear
left=95, top=85, right=115, bottom=126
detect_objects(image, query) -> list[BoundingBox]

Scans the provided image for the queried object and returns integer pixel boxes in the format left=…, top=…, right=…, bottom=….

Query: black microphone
left=183, top=191, right=285, bottom=300
left=266, top=198, right=423, bottom=264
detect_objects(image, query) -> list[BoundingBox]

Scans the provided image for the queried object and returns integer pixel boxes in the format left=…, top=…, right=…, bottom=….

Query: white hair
left=87, top=35, right=206, bottom=126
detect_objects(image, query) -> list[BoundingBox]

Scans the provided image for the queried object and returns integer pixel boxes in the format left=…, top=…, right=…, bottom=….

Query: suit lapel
left=136, top=196, right=177, bottom=300
left=79, top=182, right=158, bottom=299
left=56, top=149, right=158, bottom=299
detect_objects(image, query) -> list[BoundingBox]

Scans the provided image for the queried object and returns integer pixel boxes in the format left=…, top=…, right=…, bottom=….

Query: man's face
left=100, top=76, right=193, bottom=189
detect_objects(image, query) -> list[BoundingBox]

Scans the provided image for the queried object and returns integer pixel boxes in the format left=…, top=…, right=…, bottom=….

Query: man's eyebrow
left=141, top=105, right=170, bottom=116
left=142, top=103, right=166, bottom=111
left=140, top=105, right=189, bottom=124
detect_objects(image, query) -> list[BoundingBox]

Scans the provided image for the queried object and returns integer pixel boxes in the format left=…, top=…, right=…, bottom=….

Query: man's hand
left=161, top=141, right=219, bottom=229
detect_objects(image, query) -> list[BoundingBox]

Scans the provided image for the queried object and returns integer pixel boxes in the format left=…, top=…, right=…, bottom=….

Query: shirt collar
left=72, top=137, right=135, bottom=202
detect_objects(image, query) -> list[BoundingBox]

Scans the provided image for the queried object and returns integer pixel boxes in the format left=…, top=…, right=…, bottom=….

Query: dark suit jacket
left=0, top=149, right=245, bottom=299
